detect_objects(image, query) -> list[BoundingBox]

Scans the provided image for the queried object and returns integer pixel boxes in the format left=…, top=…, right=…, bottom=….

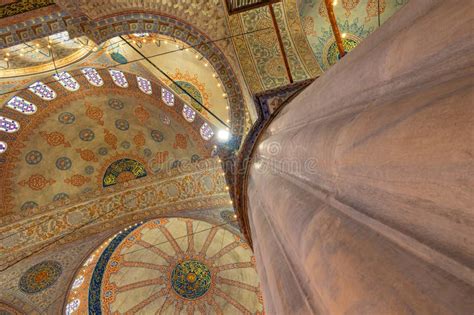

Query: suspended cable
left=37, top=217, right=241, bottom=313
left=0, top=26, right=272, bottom=96
left=119, top=35, right=229, bottom=129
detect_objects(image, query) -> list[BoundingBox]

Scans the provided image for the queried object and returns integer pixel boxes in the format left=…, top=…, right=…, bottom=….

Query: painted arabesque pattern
left=0, top=69, right=219, bottom=215
left=65, top=218, right=264, bottom=314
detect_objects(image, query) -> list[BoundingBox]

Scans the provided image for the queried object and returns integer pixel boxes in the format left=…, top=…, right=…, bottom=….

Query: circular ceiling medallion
left=25, top=150, right=43, bottom=165
left=19, top=260, right=62, bottom=294
left=58, top=112, right=76, bottom=125
left=55, top=157, right=72, bottom=170
left=108, top=98, right=124, bottom=110
left=65, top=218, right=263, bottom=313
left=115, top=119, right=129, bottom=131
left=171, top=260, right=211, bottom=300
left=79, top=129, right=95, bottom=142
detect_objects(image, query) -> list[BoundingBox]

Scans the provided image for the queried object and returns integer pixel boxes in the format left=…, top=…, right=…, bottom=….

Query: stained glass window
left=109, top=69, right=128, bottom=88
left=83, top=255, right=95, bottom=267
left=0, top=141, right=7, bottom=154
left=72, top=275, right=84, bottom=289
left=137, top=76, right=152, bottom=95
left=133, top=32, right=149, bottom=37
left=161, top=87, right=174, bottom=106
left=81, top=68, right=104, bottom=87
left=182, top=104, right=196, bottom=122
left=28, top=81, right=56, bottom=100
left=65, top=299, right=80, bottom=315
left=0, top=116, right=20, bottom=133
left=6, top=96, right=37, bottom=114
left=200, top=123, right=214, bottom=141
left=53, top=71, right=80, bottom=91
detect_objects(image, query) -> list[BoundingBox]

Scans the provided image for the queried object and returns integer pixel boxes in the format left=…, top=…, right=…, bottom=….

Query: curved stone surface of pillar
left=247, top=0, right=474, bottom=314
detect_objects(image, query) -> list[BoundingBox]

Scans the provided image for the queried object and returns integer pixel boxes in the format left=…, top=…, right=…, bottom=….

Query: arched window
left=109, top=69, right=128, bottom=88
left=71, top=275, right=84, bottom=289
left=53, top=71, right=80, bottom=91
left=81, top=68, right=104, bottom=87
left=161, top=87, right=174, bottom=106
left=28, top=81, right=56, bottom=100
left=0, top=116, right=20, bottom=133
left=137, top=76, right=152, bottom=95
left=6, top=96, right=37, bottom=114
left=200, top=122, right=214, bottom=140
left=182, top=104, right=196, bottom=122
left=133, top=32, right=149, bottom=37
left=65, top=299, right=80, bottom=315
left=0, top=141, right=7, bottom=154
left=83, top=254, right=95, bottom=267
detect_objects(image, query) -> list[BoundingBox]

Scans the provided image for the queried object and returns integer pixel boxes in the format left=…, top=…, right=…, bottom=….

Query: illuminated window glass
left=0, top=116, right=20, bottom=133
left=81, top=68, right=104, bottom=87
left=0, top=141, right=7, bottom=154
left=161, top=87, right=174, bottom=106
left=109, top=69, right=128, bottom=88
left=83, top=255, right=95, bottom=267
left=182, top=104, right=196, bottom=122
left=65, top=299, right=80, bottom=315
left=137, top=76, right=152, bottom=95
left=53, top=71, right=80, bottom=91
left=200, top=122, right=214, bottom=141
left=71, top=275, right=84, bottom=289
left=6, top=96, right=37, bottom=114
left=28, top=81, right=56, bottom=100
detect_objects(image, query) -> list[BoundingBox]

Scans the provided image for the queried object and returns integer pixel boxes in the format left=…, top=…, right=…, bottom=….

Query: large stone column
left=246, top=0, right=474, bottom=314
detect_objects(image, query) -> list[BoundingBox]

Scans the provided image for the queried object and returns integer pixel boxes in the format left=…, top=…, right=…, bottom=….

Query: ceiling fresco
left=0, top=0, right=55, bottom=19
left=298, top=0, right=409, bottom=70
left=0, top=31, right=93, bottom=78
left=0, top=158, right=231, bottom=270
left=103, top=34, right=231, bottom=129
left=0, top=227, right=116, bottom=314
left=65, top=217, right=263, bottom=314
left=0, top=10, right=250, bottom=136
left=0, top=68, right=218, bottom=215
left=0, top=33, right=234, bottom=129
left=0, top=206, right=247, bottom=314
left=228, top=0, right=322, bottom=93
left=0, top=3, right=285, bottom=313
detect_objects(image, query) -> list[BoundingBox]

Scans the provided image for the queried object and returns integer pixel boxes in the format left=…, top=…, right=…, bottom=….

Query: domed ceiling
left=65, top=217, right=264, bottom=314
left=0, top=31, right=93, bottom=78
left=0, top=68, right=218, bottom=216
left=298, top=0, right=408, bottom=70
left=104, top=34, right=231, bottom=128
left=0, top=31, right=240, bottom=135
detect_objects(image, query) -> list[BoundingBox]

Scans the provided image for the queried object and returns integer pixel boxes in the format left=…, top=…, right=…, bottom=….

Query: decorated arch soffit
left=228, top=0, right=322, bottom=93
left=0, top=11, right=247, bottom=137
left=0, top=157, right=232, bottom=269
left=0, top=31, right=94, bottom=78
left=0, top=205, right=242, bottom=313
left=0, top=68, right=219, bottom=217
left=298, top=0, right=408, bottom=70
left=65, top=217, right=264, bottom=314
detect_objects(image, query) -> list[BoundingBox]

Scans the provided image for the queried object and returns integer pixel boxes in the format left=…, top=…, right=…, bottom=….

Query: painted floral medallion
left=171, top=260, right=212, bottom=300
left=58, top=112, right=76, bottom=125
left=19, top=261, right=62, bottom=294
